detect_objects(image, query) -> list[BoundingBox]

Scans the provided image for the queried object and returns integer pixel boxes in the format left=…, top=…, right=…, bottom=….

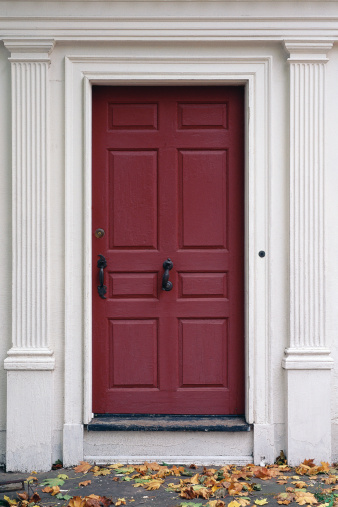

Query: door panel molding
left=64, top=54, right=271, bottom=437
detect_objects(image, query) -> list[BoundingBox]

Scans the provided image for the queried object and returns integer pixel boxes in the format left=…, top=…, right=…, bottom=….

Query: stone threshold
left=86, top=414, right=252, bottom=432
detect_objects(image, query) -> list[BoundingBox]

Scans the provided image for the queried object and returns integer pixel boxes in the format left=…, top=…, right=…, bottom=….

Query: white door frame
left=63, top=53, right=272, bottom=465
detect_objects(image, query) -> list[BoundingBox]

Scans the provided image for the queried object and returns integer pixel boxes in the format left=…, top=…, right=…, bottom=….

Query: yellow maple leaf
left=295, top=492, right=318, bottom=505
left=115, top=500, right=126, bottom=506
left=4, top=496, right=17, bottom=506
left=292, top=481, right=307, bottom=489
left=228, top=501, right=241, bottom=507
left=255, top=499, right=268, bottom=505
left=143, top=479, right=163, bottom=490
left=93, top=469, right=111, bottom=476
left=108, top=463, right=124, bottom=469
left=237, top=499, right=251, bottom=507
left=190, top=473, right=200, bottom=485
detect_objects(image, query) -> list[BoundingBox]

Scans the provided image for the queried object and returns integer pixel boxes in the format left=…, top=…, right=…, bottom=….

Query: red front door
left=92, top=86, right=245, bottom=415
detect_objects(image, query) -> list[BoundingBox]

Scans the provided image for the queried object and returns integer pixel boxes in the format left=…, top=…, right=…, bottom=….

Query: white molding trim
left=1, top=17, right=338, bottom=40
left=84, top=455, right=254, bottom=466
left=64, top=53, right=271, bottom=465
left=282, top=348, right=334, bottom=370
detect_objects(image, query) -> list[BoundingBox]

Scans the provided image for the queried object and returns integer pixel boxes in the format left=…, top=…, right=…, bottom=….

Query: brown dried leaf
left=228, top=482, right=244, bottom=495
left=79, top=480, right=92, bottom=487
left=68, top=496, right=87, bottom=507
left=30, top=493, right=41, bottom=503
left=292, top=481, right=308, bottom=489
left=180, top=487, right=197, bottom=499
left=254, top=468, right=273, bottom=481
left=303, top=460, right=316, bottom=468
left=275, top=492, right=295, bottom=505
left=17, top=493, right=28, bottom=501
left=74, top=461, right=92, bottom=474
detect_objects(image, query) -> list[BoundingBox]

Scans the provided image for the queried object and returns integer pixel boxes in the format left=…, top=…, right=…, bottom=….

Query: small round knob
left=95, top=228, right=105, bottom=239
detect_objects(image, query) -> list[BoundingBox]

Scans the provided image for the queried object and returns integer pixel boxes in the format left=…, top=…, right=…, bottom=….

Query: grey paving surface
left=0, top=462, right=336, bottom=507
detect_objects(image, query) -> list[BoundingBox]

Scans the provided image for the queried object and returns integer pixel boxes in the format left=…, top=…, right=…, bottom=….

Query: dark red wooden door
left=92, top=86, right=244, bottom=415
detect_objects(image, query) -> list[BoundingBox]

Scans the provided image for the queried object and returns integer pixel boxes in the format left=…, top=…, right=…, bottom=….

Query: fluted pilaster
left=4, top=39, right=55, bottom=370
left=283, top=41, right=333, bottom=369
left=282, top=40, right=333, bottom=465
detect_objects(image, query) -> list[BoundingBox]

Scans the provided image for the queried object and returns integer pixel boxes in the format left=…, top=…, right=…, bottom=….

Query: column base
left=63, top=423, right=84, bottom=467
left=6, top=369, right=54, bottom=471
left=253, top=424, right=275, bottom=465
left=283, top=350, right=333, bottom=465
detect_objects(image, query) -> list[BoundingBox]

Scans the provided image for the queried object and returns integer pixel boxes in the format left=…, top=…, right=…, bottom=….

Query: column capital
left=283, top=40, right=333, bottom=63
left=3, top=38, right=55, bottom=62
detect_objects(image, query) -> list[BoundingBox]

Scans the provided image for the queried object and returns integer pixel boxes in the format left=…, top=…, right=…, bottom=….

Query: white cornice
left=1, top=17, right=338, bottom=41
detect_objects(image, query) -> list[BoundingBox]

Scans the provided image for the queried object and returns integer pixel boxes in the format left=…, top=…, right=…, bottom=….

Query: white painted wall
left=1, top=0, right=338, bottom=468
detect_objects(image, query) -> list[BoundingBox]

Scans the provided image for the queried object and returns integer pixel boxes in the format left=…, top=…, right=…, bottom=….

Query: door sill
left=86, top=414, right=252, bottom=432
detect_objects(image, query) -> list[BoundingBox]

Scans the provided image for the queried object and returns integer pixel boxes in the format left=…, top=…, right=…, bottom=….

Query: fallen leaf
left=254, top=468, right=273, bottom=481
left=143, top=480, right=163, bottom=490
left=25, top=476, right=38, bottom=483
left=207, top=501, right=226, bottom=507
left=228, top=501, right=241, bottom=507
left=292, top=481, right=308, bottom=489
left=93, top=469, right=111, bottom=477
left=115, top=499, right=126, bottom=506
left=295, top=492, right=318, bottom=505
left=30, top=493, right=41, bottom=503
left=275, top=492, right=295, bottom=505
left=67, top=496, right=87, bottom=507
left=190, top=473, right=200, bottom=485
left=180, top=487, right=197, bottom=499
left=228, top=482, right=244, bottom=495
left=74, top=462, right=92, bottom=473
left=41, top=477, right=65, bottom=487
left=79, top=480, right=92, bottom=487
left=17, top=493, right=28, bottom=501
left=303, top=460, right=316, bottom=468
left=4, top=496, right=17, bottom=506
left=255, top=499, right=268, bottom=505
left=319, top=463, right=331, bottom=473
left=277, top=481, right=288, bottom=485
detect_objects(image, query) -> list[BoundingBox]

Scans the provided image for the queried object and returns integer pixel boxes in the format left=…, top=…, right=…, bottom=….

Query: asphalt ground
left=0, top=461, right=337, bottom=507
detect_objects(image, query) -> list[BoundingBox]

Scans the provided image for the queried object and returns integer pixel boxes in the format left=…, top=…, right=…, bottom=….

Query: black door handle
left=162, top=258, right=173, bottom=291
left=97, top=254, right=107, bottom=299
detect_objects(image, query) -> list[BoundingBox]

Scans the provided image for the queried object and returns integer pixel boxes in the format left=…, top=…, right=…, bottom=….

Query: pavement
left=0, top=460, right=337, bottom=507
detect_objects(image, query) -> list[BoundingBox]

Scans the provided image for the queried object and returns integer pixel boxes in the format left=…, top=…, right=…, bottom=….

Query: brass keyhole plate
left=95, top=228, right=105, bottom=239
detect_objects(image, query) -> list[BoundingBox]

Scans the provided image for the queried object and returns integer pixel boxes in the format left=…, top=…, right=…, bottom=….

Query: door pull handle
left=162, top=258, right=174, bottom=291
left=97, top=254, right=107, bottom=299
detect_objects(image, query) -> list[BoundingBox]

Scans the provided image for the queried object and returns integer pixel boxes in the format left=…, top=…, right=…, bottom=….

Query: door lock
left=95, top=228, right=105, bottom=239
